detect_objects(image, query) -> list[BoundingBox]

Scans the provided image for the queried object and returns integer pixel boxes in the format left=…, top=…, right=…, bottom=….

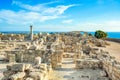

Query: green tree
left=94, top=30, right=108, bottom=39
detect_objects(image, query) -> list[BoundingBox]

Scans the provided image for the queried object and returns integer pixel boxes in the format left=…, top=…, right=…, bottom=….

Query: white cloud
left=105, top=20, right=120, bottom=26
left=70, top=21, right=120, bottom=32
left=62, top=19, right=73, bottom=24
left=12, top=1, right=45, bottom=12
left=42, top=5, right=75, bottom=15
left=12, top=1, right=75, bottom=15
left=0, top=10, right=60, bottom=24
left=0, top=1, right=76, bottom=25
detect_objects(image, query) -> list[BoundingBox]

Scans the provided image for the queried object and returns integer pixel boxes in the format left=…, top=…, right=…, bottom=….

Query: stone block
left=3, top=70, right=14, bottom=77
left=29, top=72, right=44, bottom=80
left=96, top=77, right=109, bottom=80
left=6, top=64, right=12, bottom=70
left=76, top=59, right=101, bottom=69
left=11, top=64, right=25, bottom=72
left=39, top=63, right=47, bottom=71
left=8, top=54, right=16, bottom=62
left=25, top=77, right=34, bottom=80
left=34, top=57, right=41, bottom=65
left=10, top=72, right=25, bottom=80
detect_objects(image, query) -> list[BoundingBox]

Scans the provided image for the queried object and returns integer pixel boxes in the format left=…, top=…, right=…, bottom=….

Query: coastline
left=0, top=31, right=120, bottom=39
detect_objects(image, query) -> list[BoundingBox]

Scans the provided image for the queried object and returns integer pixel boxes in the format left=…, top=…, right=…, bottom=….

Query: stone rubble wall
left=7, top=50, right=46, bottom=63
left=75, top=47, right=120, bottom=80
left=90, top=49, right=120, bottom=80
left=51, top=50, right=63, bottom=69
left=2, top=63, right=52, bottom=80
left=75, top=59, right=102, bottom=69
left=98, top=51, right=120, bottom=80
left=7, top=54, right=16, bottom=63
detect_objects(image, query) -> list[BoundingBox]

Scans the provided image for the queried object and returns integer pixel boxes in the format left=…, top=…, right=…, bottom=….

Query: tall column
left=30, top=25, right=33, bottom=41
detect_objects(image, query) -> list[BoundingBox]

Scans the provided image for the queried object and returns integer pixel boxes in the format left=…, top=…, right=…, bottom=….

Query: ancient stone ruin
left=0, top=31, right=120, bottom=80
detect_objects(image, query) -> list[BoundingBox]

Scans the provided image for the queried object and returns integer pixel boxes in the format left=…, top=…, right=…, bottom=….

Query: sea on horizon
left=0, top=31, right=120, bottom=39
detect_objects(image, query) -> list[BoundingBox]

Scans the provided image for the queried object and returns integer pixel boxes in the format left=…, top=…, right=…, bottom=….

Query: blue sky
left=0, top=0, right=120, bottom=31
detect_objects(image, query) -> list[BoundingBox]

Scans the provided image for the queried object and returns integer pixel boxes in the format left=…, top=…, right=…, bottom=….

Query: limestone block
left=40, top=70, right=47, bottom=76
left=11, top=64, right=25, bottom=72
left=51, top=62, right=57, bottom=69
left=55, top=63, right=62, bottom=69
left=34, top=57, right=41, bottom=65
left=99, top=70, right=107, bottom=77
left=29, top=72, right=44, bottom=80
left=96, top=77, right=109, bottom=80
left=25, top=77, right=34, bottom=80
left=47, top=64, right=52, bottom=72
left=75, top=59, right=101, bottom=69
left=25, top=64, right=31, bottom=70
left=3, top=70, right=14, bottom=77
left=6, top=64, right=12, bottom=70
left=39, top=63, right=47, bottom=71
left=10, top=72, right=25, bottom=80
left=8, top=54, right=16, bottom=62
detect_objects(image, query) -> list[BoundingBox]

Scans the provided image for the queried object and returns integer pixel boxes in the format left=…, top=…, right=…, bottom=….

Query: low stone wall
left=101, top=57, right=120, bottom=80
left=51, top=50, right=63, bottom=69
left=7, top=54, right=16, bottom=62
left=96, top=50, right=120, bottom=80
left=75, top=59, right=102, bottom=69
left=7, top=50, right=45, bottom=63
left=75, top=48, right=120, bottom=80
left=63, top=53, right=74, bottom=58
left=2, top=63, right=51, bottom=80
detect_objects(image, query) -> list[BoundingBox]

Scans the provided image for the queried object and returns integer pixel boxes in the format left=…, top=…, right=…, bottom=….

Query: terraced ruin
left=0, top=30, right=120, bottom=80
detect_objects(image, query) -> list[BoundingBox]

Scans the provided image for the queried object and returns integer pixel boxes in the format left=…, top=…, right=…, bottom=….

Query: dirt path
left=99, top=41, right=120, bottom=62
left=52, top=58, right=108, bottom=80
left=57, top=58, right=76, bottom=80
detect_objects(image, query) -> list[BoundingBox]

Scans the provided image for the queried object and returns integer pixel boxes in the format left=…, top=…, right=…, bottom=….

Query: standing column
left=30, top=25, right=33, bottom=41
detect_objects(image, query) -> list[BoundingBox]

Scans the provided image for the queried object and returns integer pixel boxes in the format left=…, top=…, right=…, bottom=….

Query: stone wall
left=51, top=50, right=63, bottom=69
left=2, top=63, right=51, bottom=80
left=100, top=54, right=120, bottom=80
left=75, top=47, right=120, bottom=80
left=75, top=59, right=102, bottom=69
left=92, top=49, right=120, bottom=80
left=7, top=54, right=16, bottom=63
left=11, top=50, right=45, bottom=63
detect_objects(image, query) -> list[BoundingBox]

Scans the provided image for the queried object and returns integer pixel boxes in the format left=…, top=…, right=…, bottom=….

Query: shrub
left=94, top=30, right=107, bottom=39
